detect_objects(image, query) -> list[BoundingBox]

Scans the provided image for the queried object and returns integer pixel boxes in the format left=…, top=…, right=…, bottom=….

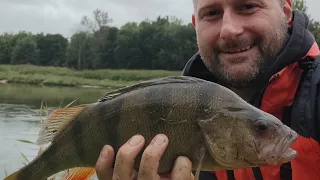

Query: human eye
left=201, top=9, right=223, bottom=20
left=237, top=3, right=259, bottom=14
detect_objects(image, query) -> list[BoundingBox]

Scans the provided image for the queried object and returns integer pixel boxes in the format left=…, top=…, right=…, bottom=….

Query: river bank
left=0, top=64, right=181, bottom=88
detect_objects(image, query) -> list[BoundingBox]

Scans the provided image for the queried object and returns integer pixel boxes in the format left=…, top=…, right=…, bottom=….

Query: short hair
left=193, top=0, right=285, bottom=6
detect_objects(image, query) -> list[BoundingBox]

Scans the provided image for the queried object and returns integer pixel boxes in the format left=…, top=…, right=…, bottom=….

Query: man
left=94, top=0, right=320, bottom=179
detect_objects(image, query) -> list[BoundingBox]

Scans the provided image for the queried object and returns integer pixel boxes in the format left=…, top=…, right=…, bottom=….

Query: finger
left=160, top=172, right=194, bottom=180
left=190, top=172, right=195, bottom=180
left=160, top=172, right=172, bottom=180
left=112, top=135, right=145, bottom=180
left=130, top=170, right=138, bottom=180
left=138, top=134, right=169, bottom=180
left=95, top=145, right=115, bottom=180
left=171, top=156, right=193, bottom=180
left=159, top=172, right=171, bottom=179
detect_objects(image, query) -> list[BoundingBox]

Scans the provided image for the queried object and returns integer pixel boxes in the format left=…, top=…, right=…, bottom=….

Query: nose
left=220, top=11, right=244, bottom=40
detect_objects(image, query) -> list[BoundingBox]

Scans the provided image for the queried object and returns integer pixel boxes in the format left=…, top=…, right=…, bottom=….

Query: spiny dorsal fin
left=36, top=105, right=88, bottom=145
left=99, top=76, right=209, bottom=102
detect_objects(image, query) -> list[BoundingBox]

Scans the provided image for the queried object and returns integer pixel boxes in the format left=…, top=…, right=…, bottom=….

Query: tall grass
left=0, top=65, right=181, bottom=87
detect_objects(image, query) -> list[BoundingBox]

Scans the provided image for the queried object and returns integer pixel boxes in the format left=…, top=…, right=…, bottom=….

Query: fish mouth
left=265, top=131, right=298, bottom=165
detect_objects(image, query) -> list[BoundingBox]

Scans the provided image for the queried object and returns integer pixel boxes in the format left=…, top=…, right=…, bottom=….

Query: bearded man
left=94, top=0, right=320, bottom=179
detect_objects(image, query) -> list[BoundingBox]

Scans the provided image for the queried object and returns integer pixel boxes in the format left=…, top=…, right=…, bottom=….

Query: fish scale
left=4, top=76, right=298, bottom=180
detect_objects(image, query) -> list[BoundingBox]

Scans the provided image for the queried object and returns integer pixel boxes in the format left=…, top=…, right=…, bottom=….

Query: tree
left=292, top=0, right=320, bottom=44
left=11, top=36, right=38, bottom=65
left=80, top=9, right=113, bottom=69
left=0, top=33, right=15, bottom=64
left=67, top=31, right=93, bottom=69
left=35, top=33, right=68, bottom=66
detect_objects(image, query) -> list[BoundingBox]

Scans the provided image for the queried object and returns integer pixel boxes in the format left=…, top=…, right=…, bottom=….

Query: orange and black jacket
left=182, top=10, right=320, bottom=180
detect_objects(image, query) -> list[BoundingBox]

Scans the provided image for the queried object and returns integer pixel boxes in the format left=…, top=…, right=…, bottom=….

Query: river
left=0, top=83, right=112, bottom=179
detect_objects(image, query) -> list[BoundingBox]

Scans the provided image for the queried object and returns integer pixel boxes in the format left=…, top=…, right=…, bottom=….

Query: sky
left=0, top=0, right=319, bottom=38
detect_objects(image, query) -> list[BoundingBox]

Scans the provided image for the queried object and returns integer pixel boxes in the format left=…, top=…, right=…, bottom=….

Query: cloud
left=0, top=0, right=318, bottom=38
left=306, top=0, right=320, bottom=21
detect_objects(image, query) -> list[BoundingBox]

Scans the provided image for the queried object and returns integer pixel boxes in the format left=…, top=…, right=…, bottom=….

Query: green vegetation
left=292, top=0, right=320, bottom=40
left=0, top=64, right=181, bottom=87
left=0, top=15, right=197, bottom=71
left=0, top=83, right=108, bottom=108
left=0, top=0, right=317, bottom=88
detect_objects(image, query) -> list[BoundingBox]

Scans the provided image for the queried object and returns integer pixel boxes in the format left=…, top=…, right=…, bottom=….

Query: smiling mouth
left=221, top=45, right=254, bottom=53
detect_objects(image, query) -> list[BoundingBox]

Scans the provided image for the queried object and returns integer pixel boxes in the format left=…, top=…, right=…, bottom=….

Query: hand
left=95, top=134, right=195, bottom=180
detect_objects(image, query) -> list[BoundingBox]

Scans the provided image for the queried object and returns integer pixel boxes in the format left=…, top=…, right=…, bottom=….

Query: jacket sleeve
left=310, top=60, right=320, bottom=143
left=315, top=85, right=320, bottom=143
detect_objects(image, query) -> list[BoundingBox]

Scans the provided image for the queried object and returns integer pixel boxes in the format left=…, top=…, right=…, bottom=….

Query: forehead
left=194, top=0, right=271, bottom=10
left=195, top=0, right=239, bottom=6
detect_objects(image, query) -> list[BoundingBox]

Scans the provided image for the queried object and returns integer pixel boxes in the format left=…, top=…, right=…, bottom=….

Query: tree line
left=0, top=0, right=319, bottom=71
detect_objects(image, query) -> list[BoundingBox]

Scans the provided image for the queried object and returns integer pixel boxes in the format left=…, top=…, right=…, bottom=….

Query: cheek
left=246, top=13, right=284, bottom=41
left=246, top=20, right=269, bottom=40
left=197, top=23, right=220, bottom=47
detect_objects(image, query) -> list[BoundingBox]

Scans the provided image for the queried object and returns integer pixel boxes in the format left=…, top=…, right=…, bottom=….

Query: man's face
left=193, top=0, right=292, bottom=89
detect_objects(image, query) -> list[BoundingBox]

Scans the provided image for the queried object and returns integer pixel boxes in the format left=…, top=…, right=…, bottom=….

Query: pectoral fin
left=194, top=145, right=206, bottom=180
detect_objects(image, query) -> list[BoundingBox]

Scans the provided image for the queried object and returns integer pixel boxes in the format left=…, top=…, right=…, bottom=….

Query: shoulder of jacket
left=291, top=55, right=320, bottom=143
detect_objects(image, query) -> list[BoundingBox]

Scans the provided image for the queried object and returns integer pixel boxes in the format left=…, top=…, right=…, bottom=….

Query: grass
left=0, top=64, right=181, bottom=88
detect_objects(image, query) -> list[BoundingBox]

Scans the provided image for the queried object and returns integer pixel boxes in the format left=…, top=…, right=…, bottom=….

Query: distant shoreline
left=0, top=64, right=181, bottom=88
left=0, top=79, right=8, bottom=84
left=0, top=80, right=106, bottom=89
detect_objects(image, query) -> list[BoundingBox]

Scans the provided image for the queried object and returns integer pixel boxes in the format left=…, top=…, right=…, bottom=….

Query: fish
left=4, top=76, right=298, bottom=180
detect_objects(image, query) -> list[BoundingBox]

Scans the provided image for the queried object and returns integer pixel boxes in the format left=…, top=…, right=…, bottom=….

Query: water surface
left=0, top=83, right=111, bottom=179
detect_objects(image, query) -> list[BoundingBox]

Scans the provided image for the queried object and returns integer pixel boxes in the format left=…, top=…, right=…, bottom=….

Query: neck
left=228, top=82, right=266, bottom=103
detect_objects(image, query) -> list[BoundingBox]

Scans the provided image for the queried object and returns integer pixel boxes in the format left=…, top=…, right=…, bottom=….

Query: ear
left=283, top=0, right=293, bottom=27
left=192, top=14, right=196, bottom=28
left=285, top=0, right=292, bottom=7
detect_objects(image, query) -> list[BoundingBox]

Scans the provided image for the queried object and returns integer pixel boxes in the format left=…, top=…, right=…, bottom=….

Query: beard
left=197, top=15, right=289, bottom=89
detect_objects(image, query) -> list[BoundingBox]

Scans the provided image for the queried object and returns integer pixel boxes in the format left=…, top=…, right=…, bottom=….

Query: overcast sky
left=0, top=0, right=319, bottom=38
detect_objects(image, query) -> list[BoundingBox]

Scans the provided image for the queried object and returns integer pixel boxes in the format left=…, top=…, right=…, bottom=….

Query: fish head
left=198, top=97, right=298, bottom=170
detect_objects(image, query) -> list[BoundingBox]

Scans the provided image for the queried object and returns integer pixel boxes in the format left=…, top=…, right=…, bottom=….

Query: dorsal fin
left=99, top=76, right=209, bottom=102
left=36, top=105, right=88, bottom=145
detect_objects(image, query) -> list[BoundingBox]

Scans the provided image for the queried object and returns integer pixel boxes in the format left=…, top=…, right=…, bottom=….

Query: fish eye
left=255, top=120, right=268, bottom=131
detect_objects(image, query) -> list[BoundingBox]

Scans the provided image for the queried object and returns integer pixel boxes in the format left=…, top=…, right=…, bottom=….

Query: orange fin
left=4, top=172, right=18, bottom=180
left=36, top=105, right=88, bottom=145
left=62, top=167, right=96, bottom=180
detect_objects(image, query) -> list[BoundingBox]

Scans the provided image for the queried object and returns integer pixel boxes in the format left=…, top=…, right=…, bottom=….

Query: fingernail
left=129, top=135, right=142, bottom=146
left=153, top=134, right=166, bottom=146
left=100, top=146, right=110, bottom=160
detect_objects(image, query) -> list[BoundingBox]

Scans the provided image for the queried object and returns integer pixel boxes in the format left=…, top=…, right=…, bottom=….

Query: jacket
left=182, top=10, right=320, bottom=180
